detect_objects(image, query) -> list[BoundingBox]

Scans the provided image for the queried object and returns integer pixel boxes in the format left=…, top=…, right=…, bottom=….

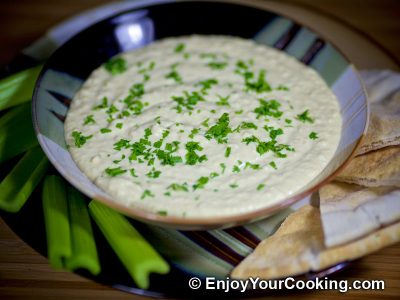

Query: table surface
left=1, top=0, right=399, bottom=299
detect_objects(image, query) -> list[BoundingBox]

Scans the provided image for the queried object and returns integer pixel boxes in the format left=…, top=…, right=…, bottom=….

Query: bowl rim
left=32, top=0, right=369, bottom=229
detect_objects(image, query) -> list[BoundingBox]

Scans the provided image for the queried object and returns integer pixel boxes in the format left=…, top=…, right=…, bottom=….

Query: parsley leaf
left=309, top=131, right=319, bottom=140
left=83, top=115, right=95, bottom=125
left=141, top=189, right=154, bottom=199
left=174, top=43, right=185, bottom=53
left=105, top=167, right=126, bottom=177
left=72, top=131, right=92, bottom=148
left=104, top=57, right=127, bottom=75
left=205, top=113, right=232, bottom=144
left=193, top=176, right=209, bottom=190
left=297, top=110, right=314, bottom=123
left=254, top=99, right=283, bottom=119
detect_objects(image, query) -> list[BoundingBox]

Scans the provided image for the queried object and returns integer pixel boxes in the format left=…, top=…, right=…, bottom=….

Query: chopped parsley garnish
left=189, top=128, right=200, bottom=139
left=172, top=91, right=205, bottom=113
left=210, top=172, right=219, bottom=178
left=138, top=61, right=155, bottom=74
left=104, top=57, right=127, bottom=75
left=72, top=131, right=92, bottom=148
left=165, top=70, right=182, bottom=83
left=269, top=161, right=277, bottom=170
left=242, top=135, right=294, bottom=157
left=146, top=167, right=161, bottom=178
left=168, top=183, right=189, bottom=192
left=285, top=118, right=292, bottom=124
left=83, top=115, right=95, bottom=125
left=216, top=95, right=230, bottom=106
left=144, top=128, right=152, bottom=139
left=268, top=128, right=284, bottom=140
left=114, top=139, right=130, bottom=150
left=100, top=128, right=112, bottom=133
left=141, top=189, right=154, bottom=199
left=235, top=109, right=243, bottom=115
left=205, top=113, right=232, bottom=144
left=229, top=183, right=239, bottom=188
left=93, top=97, right=108, bottom=110
left=232, top=165, right=240, bottom=173
left=276, top=85, right=289, bottom=91
left=174, top=43, right=185, bottom=53
left=257, top=184, right=266, bottom=191
left=201, top=118, right=210, bottom=128
left=245, top=70, right=272, bottom=93
left=235, top=122, right=257, bottom=132
left=244, top=162, right=260, bottom=170
left=220, top=163, right=226, bottom=174
left=116, top=123, right=123, bottom=129
left=197, top=78, right=218, bottom=93
left=130, top=168, right=138, bottom=177
left=123, top=83, right=145, bottom=115
left=193, top=176, right=209, bottom=190
left=157, top=210, right=168, bottom=216
left=309, top=132, right=319, bottom=140
left=207, top=61, right=228, bottom=70
left=185, top=141, right=207, bottom=165
left=105, top=167, right=126, bottom=177
left=106, top=104, right=119, bottom=114
left=254, top=99, right=283, bottom=119
left=225, top=146, right=232, bottom=158
left=297, top=110, right=314, bottom=123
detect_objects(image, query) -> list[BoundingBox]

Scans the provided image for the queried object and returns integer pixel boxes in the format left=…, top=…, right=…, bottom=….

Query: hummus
left=65, top=35, right=341, bottom=217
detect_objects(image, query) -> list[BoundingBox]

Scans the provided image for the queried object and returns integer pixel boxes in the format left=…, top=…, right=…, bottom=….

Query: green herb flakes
left=174, top=43, right=185, bottom=53
left=104, top=57, right=127, bottom=75
left=193, top=176, right=209, bottom=190
left=105, top=167, right=126, bottom=177
left=257, top=184, right=266, bottom=191
left=225, top=146, right=232, bottom=158
left=309, top=132, right=319, bottom=140
left=297, top=110, right=314, bottom=123
left=72, top=131, right=92, bottom=148
left=83, top=115, right=95, bottom=125
left=141, top=190, right=154, bottom=199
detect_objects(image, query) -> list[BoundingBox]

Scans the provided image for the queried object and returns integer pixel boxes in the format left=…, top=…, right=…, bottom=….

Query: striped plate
left=30, top=0, right=368, bottom=296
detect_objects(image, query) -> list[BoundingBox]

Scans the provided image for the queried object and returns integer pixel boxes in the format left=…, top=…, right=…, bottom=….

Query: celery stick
left=64, top=187, right=101, bottom=275
left=89, top=201, right=170, bottom=289
left=0, top=146, right=49, bottom=212
left=0, top=103, right=38, bottom=164
left=0, top=65, right=42, bottom=111
left=42, top=175, right=71, bottom=269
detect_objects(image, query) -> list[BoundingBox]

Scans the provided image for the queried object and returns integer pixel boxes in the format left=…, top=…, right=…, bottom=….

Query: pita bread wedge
left=231, top=205, right=400, bottom=280
left=336, top=146, right=400, bottom=187
left=357, top=71, right=400, bottom=155
left=231, top=205, right=322, bottom=279
left=319, top=182, right=400, bottom=247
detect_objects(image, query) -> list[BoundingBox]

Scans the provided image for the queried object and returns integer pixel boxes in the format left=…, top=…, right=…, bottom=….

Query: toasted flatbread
left=231, top=205, right=400, bottom=280
left=357, top=71, right=400, bottom=155
left=319, top=182, right=400, bottom=247
left=336, top=146, right=400, bottom=187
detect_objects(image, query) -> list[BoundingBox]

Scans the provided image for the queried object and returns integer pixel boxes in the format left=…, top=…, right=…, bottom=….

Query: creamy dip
left=65, top=35, right=341, bottom=218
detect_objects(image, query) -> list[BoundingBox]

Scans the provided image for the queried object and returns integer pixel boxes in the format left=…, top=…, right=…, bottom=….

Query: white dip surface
left=65, top=35, right=341, bottom=218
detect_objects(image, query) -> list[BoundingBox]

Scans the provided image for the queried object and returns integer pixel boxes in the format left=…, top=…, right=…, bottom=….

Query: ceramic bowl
left=32, top=0, right=368, bottom=229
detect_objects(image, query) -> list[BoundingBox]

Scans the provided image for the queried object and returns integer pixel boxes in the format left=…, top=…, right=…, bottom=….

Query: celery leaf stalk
left=0, top=103, right=38, bottom=164
left=89, top=201, right=170, bottom=289
left=42, top=175, right=71, bottom=269
left=0, top=65, right=42, bottom=111
left=0, top=146, right=49, bottom=212
left=64, top=186, right=101, bottom=275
